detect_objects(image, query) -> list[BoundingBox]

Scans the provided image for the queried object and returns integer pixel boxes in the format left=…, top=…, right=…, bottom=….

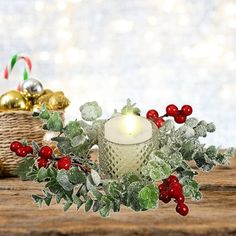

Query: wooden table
left=0, top=156, right=236, bottom=236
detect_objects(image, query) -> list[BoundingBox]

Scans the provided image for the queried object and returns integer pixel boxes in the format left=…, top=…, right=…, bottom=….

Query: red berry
left=15, top=147, right=27, bottom=157
left=25, top=146, right=33, bottom=154
left=174, top=112, right=187, bottom=124
left=146, top=109, right=159, bottom=121
left=154, top=117, right=165, bottom=128
left=175, top=193, right=185, bottom=204
left=37, top=158, right=48, bottom=168
left=176, top=203, right=189, bottom=216
left=158, top=183, right=166, bottom=192
left=57, top=156, right=71, bottom=170
left=159, top=191, right=171, bottom=203
left=181, top=105, right=193, bottom=116
left=166, top=104, right=179, bottom=116
left=10, top=141, right=22, bottom=152
left=169, top=182, right=183, bottom=198
left=166, top=175, right=179, bottom=185
left=39, top=146, right=53, bottom=159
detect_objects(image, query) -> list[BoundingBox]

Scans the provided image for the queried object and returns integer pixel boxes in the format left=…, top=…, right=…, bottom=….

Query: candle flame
left=124, top=114, right=136, bottom=135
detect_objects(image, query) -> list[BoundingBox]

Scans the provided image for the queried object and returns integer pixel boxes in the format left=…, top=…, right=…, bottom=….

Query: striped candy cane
left=3, top=54, right=32, bottom=89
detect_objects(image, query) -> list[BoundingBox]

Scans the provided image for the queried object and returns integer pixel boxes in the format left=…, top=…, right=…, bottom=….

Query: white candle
left=99, top=114, right=155, bottom=178
left=104, top=114, right=152, bottom=144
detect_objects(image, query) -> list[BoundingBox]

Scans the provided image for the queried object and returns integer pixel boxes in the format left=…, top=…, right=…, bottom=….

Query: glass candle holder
left=98, top=115, right=158, bottom=179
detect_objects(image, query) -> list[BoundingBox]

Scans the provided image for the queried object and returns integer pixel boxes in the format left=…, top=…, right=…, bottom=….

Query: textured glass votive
left=98, top=115, right=158, bottom=179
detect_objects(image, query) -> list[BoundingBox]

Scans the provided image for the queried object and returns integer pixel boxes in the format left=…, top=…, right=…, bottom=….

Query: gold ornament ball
left=43, top=89, right=53, bottom=95
left=21, top=78, right=44, bottom=99
left=0, top=90, right=29, bottom=111
left=48, top=91, right=70, bottom=110
left=37, top=93, right=53, bottom=105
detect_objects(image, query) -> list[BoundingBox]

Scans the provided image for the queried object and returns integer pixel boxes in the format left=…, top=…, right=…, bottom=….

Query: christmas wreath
left=10, top=99, right=234, bottom=217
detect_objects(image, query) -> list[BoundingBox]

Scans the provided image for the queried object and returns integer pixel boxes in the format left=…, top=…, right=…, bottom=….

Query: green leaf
left=32, top=141, right=40, bottom=154
left=85, top=197, right=93, bottom=212
left=64, top=200, right=73, bottom=211
left=193, top=191, right=203, bottom=201
left=64, top=121, right=83, bottom=140
left=70, top=135, right=88, bottom=147
left=56, top=169, right=74, bottom=191
left=206, top=122, right=216, bottom=132
left=37, top=168, right=48, bottom=182
left=99, top=205, right=111, bottom=217
left=55, top=192, right=64, bottom=203
left=121, top=173, right=140, bottom=187
left=121, top=98, right=141, bottom=115
left=112, top=199, right=121, bottom=212
left=47, top=167, right=57, bottom=178
left=32, top=194, right=44, bottom=206
left=107, top=181, right=122, bottom=199
left=79, top=101, right=102, bottom=121
left=194, top=153, right=214, bottom=171
left=57, top=138, right=72, bottom=155
left=16, top=158, right=35, bottom=180
left=44, top=195, right=53, bottom=206
left=47, top=112, right=63, bottom=132
left=138, top=184, right=159, bottom=209
left=92, top=200, right=100, bottom=212
left=42, top=123, right=49, bottom=130
left=91, top=169, right=101, bottom=186
left=149, top=168, right=162, bottom=181
left=72, top=195, right=84, bottom=210
left=86, top=175, right=95, bottom=191
left=127, top=181, right=145, bottom=211
left=26, top=169, right=38, bottom=179
left=169, top=152, right=183, bottom=169
left=51, top=136, right=67, bottom=142
left=68, top=167, right=86, bottom=184
left=91, top=188, right=103, bottom=200
left=39, top=107, right=50, bottom=120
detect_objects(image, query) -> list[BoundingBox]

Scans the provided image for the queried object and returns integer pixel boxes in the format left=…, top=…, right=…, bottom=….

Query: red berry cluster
left=166, top=104, right=192, bottom=124
left=10, top=141, right=33, bottom=158
left=158, top=175, right=189, bottom=216
left=146, top=104, right=192, bottom=128
left=37, top=146, right=72, bottom=170
left=10, top=142, right=72, bottom=170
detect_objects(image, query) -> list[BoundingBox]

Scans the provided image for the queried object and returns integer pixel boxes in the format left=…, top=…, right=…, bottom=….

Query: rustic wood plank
left=0, top=155, right=235, bottom=236
left=0, top=188, right=235, bottom=236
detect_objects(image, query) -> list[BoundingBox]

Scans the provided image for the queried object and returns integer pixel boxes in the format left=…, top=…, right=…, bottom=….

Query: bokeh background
left=0, top=0, right=235, bottom=147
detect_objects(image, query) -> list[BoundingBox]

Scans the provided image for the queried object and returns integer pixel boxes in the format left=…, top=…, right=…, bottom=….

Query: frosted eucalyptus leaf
left=47, top=112, right=63, bottom=132
left=194, top=125, right=207, bottom=137
left=70, top=135, right=88, bottom=147
left=149, top=168, right=162, bottom=181
left=64, top=121, right=83, bottom=140
left=160, top=120, right=174, bottom=132
left=79, top=101, right=102, bottom=121
left=56, top=170, right=74, bottom=191
left=91, top=169, right=101, bottom=186
left=169, top=152, right=183, bottom=168
left=198, top=120, right=208, bottom=127
left=177, top=125, right=195, bottom=138
left=206, top=122, right=216, bottom=132
left=206, top=146, right=217, bottom=159
left=185, top=118, right=198, bottom=128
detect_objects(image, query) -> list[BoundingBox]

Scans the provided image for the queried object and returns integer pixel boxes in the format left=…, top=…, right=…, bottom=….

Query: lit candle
left=99, top=114, right=156, bottom=179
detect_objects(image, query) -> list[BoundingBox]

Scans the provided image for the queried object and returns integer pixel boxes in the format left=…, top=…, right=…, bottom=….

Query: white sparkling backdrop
left=0, top=0, right=235, bottom=147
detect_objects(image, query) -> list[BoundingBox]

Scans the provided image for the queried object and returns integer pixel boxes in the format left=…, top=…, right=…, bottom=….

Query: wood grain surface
left=0, top=156, right=235, bottom=236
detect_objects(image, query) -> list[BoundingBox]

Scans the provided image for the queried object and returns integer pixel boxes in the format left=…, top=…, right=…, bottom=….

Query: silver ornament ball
left=21, top=78, right=44, bottom=98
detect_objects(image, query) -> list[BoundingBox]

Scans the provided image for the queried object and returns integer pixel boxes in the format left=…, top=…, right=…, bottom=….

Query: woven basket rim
left=0, top=110, right=65, bottom=116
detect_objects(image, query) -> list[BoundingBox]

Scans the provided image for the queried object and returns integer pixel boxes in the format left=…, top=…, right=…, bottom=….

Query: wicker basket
left=0, top=110, right=64, bottom=176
